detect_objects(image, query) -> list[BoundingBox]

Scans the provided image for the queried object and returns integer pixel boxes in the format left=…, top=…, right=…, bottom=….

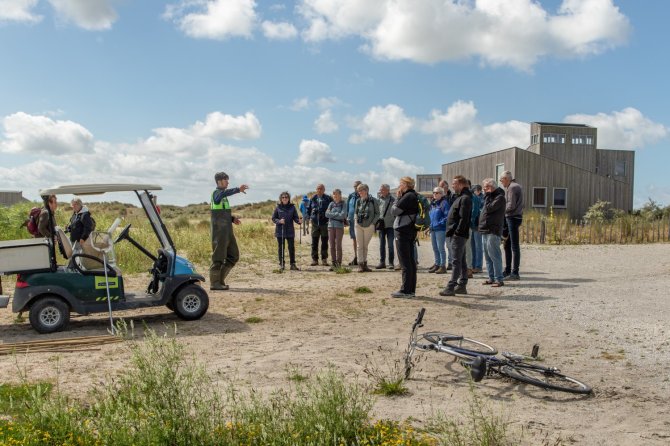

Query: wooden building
left=0, top=190, right=27, bottom=207
left=420, top=123, right=635, bottom=219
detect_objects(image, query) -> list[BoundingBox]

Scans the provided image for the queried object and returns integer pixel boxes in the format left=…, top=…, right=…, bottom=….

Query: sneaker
left=491, top=281, right=504, bottom=287
left=391, top=291, right=415, bottom=298
left=310, top=260, right=319, bottom=266
left=454, top=284, right=468, bottom=295
left=472, top=268, right=483, bottom=273
left=290, top=264, right=300, bottom=271
left=482, top=279, right=494, bottom=285
left=387, top=264, right=395, bottom=270
left=434, top=266, right=447, bottom=274
left=507, top=274, right=521, bottom=281
left=439, top=288, right=455, bottom=297
left=375, top=262, right=386, bottom=269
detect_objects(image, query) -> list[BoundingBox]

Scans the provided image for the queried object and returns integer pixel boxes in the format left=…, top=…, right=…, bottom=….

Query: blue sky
left=1, top=0, right=668, bottom=209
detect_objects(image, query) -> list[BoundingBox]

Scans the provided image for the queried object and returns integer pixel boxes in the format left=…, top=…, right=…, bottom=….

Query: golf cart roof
left=39, top=184, right=162, bottom=196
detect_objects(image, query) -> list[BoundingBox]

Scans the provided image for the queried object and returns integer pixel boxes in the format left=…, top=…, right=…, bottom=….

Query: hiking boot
left=427, top=264, right=439, bottom=273
left=362, top=262, right=372, bottom=272
left=507, top=274, right=521, bottom=281
left=321, top=259, right=329, bottom=266
left=210, top=283, right=229, bottom=291
left=290, top=263, right=299, bottom=271
left=439, top=288, right=455, bottom=297
left=472, top=268, right=483, bottom=273
left=357, top=264, right=365, bottom=273
left=310, top=259, right=319, bottom=266
left=435, top=266, right=447, bottom=274
left=348, top=257, right=358, bottom=266
left=375, top=262, right=386, bottom=269
left=467, top=268, right=474, bottom=278
left=491, top=281, right=504, bottom=287
left=446, top=263, right=453, bottom=271
left=454, top=284, right=468, bottom=295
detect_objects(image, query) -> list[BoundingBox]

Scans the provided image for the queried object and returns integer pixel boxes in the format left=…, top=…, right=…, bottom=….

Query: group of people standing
left=209, top=170, right=523, bottom=299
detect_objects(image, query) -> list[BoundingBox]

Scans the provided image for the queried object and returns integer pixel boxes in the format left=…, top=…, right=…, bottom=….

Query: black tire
left=29, top=296, right=70, bottom=334
left=422, top=332, right=497, bottom=359
left=500, top=363, right=592, bottom=394
left=172, top=284, right=209, bottom=320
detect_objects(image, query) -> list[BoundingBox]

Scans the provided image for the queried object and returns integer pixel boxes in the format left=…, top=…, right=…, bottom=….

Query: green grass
left=244, top=316, right=264, bottom=323
left=354, top=286, right=373, bottom=294
left=0, top=382, right=52, bottom=416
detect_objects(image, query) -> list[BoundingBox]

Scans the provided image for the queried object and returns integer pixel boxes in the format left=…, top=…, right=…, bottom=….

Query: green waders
left=210, top=194, right=240, bottom=290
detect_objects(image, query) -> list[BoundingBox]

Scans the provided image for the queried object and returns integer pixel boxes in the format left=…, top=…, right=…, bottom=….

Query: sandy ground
left=1, top=237, right=669, bottom=445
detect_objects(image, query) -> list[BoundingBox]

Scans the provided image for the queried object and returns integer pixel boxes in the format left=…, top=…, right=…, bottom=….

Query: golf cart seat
left=55, top=226, right=72, bottom=259
left=72, top=233, right=119, bottom=274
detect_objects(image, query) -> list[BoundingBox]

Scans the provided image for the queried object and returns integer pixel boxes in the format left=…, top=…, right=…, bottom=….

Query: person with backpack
left=375, top=184, right=395, bottom=270
left=428, top=187, right=449, bottom=274
left=66, top=196, right=94, bottom=245
left=37, top=195, right=58, bottom=238
left=440, top=175, right=473, bottom=297
left=271, top=191, right=301, bottom=270
left=390, top=176, right=419, bottom=298
left=307, top=184, right=333, bottom=266
left=345, top=180, right=361, bottom=266
left=299, top=195, right=310, bottom=236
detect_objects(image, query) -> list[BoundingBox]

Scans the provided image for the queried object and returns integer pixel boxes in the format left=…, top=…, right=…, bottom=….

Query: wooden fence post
left=540, top=219, right=546, bottom=244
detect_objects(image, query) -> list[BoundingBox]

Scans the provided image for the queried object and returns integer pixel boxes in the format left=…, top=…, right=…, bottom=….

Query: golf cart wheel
left=29, top=296, right=70, bottom=334
left=172, top=284, right=209, bottom=320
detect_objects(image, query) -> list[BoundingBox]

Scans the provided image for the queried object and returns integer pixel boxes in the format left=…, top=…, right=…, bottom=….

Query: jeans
left=504, top=216, right=522, bottom=275
left=470, top=229, right=483, bottom=270
left=430, top=229, right=447, bottom=266
left=395, top=227, right=417, bottom=294
left=378, top=227, right=395, bottom=264
left=482, top=233, right=503, bottom=282
left=447, top=235, right=468, bottom=289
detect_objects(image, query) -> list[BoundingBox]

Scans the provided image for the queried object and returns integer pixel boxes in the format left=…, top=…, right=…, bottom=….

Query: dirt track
left=1, top=241, right=669, bottom=445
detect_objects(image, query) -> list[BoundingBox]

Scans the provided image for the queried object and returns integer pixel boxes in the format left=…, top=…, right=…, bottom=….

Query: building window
left=532, top=187, right=547, bottom=207
left=418, top=177, right=440, bottom=192
left=495, top=164, right=505, bottom=186
left=553, top=188, right=568, bottom=208
left=614, top=160, right=626, bottom=176
left=543, top=133, right=565, bottom=144
left=531, top=134, right=539, bottom=144
left=571, top=135, right=594, bottom=145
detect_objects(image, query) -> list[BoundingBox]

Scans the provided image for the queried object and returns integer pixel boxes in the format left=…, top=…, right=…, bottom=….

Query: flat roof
left=39, top=183, right=162, bottom=196
left=532, top=122, right=594, bottom=128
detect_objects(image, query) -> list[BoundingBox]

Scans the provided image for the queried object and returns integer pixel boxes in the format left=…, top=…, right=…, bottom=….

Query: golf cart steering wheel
left=114, top=224, right=132, bottom=244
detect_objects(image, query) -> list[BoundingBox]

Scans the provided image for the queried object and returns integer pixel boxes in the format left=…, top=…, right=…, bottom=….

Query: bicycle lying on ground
left=404, top=308, right=592, bottom=394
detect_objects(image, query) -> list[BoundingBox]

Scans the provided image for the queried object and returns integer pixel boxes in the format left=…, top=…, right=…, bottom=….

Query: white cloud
left=314, top=110, right=338, bottom=134
left=48, top=0, right=118, bottom=30
left=380, top=156, right=423, bottom=179
left=564, top=108, right=668, bottom=150
left=164, top=0, right=257, bottom=40
left=0, top=0, right=42, bottom=23
left=296, top=139, right=336, bottom=165
left=422, top=100, right=528, bottom=155
left=315, top=96, right=344, bottom=110
left=191, top=111, right=262, bottom=140
left=289, top=97, right=309, bottom=111
left=298, top=0, right=631, bottom=70
left=349, top=104, right=413, bottom=144
left=0, top=112, right=94, bottom=155
left=261, top=20, right=297, bottom=40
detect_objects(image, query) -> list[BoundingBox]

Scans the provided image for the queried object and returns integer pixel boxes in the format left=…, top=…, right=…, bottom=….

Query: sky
left=0, top=0, right=668, bottom=209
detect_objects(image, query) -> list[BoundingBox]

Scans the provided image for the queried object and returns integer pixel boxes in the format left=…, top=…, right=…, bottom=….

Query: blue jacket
left=307, top=194, right=333, bottom=226
left=346, top=191, right=359, bottom=225
left=299, top=198, right=310, bottom=218
left=272, top=203, right=300, bottom=238
left=429, top=197, right=449, bottom=231
left=470, top=193, right=482, bottom=229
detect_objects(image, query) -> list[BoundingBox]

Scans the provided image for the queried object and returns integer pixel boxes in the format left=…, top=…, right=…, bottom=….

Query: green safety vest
left=211, top=191, right=231, bottom=210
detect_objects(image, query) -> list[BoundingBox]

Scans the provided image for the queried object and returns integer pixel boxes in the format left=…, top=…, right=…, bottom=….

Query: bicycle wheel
left=500, top=363, right=592, bottom=394
left=421, top=332, right=497, bottom=359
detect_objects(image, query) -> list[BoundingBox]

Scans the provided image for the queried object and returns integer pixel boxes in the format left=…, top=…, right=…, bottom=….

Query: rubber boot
left=218, top=263, right=233, bottom=290
left=209, top=269, right=227, bottom=291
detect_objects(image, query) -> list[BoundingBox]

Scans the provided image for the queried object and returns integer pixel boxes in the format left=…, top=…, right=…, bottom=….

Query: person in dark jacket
left=66, top=196, right=94, bottom=245
left=272, top=192, right=302, bottom=270
left=478, top=178, right=506, bottom=287
left=299, top=195, right=310, bottom=236
left=210, top=171, right=249, bottom=290
left=307, top=184, right=333, bottom=266
left=390, top=176, right=419, bottom=298
left=440, top=175, right=473, bottom=297
left=38, top=195, right=58, bottom=239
